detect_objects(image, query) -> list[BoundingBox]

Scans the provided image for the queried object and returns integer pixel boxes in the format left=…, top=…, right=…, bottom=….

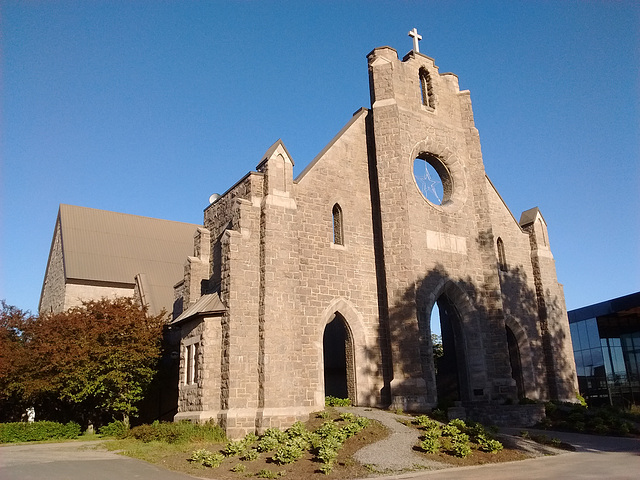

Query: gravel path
left=338, top=407, right=450, bottom=474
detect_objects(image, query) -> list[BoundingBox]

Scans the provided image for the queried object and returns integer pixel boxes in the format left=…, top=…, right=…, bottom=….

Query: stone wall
left=39, top=220, right=66, bottom=314
left=174, top=44, right=577, bottom=438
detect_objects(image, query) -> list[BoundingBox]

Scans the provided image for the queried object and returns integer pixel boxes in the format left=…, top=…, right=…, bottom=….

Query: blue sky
left=1, top=1, right=638, bottom=314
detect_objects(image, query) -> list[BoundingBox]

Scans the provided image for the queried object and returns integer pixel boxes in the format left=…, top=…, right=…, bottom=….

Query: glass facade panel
left=586, top=318, right=600, bottom=349
left=590, top=347, right=604, bottom=369
left=570, top=323, right=579, bottom=349
left=574, top=350, right=584, bottom=377
left=569, top=293, right=640, bottom=406
left=582, top=349, right=593, bottom=373
left=577, top=321, right=589, bottom=352
left=610, top=345, right=626, bottom=377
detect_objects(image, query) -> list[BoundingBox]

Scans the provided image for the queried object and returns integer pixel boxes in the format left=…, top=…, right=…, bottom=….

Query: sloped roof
left=171, top=293, right=226, bottom=325
left=58, top=204, right=200, bottom=315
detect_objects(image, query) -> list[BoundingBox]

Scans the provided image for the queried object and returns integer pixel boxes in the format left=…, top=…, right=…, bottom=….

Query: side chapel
left=171, top=32, right=578, bottom=438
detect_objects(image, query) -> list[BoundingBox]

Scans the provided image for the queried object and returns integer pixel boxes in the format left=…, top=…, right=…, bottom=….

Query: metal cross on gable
left=408, top=27, right=422, bottom=53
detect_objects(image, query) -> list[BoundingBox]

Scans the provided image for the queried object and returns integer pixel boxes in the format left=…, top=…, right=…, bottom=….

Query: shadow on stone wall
left=358, top=229, right=575, bottom=408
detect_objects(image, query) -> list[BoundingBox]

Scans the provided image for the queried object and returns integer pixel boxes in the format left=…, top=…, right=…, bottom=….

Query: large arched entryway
left=430, top=294, right=470, bottom=407
left=323, top=313, right=355, bottom=402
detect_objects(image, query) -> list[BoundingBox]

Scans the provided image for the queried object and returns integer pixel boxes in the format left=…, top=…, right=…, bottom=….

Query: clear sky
left=1, top=1, right=639, bottom=314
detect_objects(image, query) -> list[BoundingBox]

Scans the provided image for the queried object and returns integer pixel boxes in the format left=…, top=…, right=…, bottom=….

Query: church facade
left=171, top=40, right=578, bottom=438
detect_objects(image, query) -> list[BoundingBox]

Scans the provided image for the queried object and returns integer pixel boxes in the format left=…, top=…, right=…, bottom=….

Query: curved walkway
left=340, top=407, right=450, bottom=473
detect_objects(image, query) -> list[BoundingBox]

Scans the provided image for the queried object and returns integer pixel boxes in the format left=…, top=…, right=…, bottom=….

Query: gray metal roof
left=58, top=204, right=200, bottom=316
left=171, top=293, right=226, bottom=325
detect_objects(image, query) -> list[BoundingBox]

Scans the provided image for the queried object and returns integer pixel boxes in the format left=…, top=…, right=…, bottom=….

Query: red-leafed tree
left=1, top=297, right=167, bottom=426
left=0, top=301, right=36, bottom=420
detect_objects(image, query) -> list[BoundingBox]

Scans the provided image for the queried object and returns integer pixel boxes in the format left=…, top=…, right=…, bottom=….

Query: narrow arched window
left=419, top=67, right=435, bottom=108
left=497, top=237, right=507, bottom=272
left=332, top=204, right=344, bottom=245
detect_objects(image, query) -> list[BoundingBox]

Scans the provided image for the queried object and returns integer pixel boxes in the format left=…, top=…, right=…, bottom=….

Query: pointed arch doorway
left=506, top=325, right=525, bottom=399
left=323, top=313, right=356, bottom=403
left=430, top=294, right=470, bottom=406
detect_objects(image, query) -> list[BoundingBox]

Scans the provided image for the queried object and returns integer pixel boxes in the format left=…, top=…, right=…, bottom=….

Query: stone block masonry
left=172, top=37, right=577, bottom=437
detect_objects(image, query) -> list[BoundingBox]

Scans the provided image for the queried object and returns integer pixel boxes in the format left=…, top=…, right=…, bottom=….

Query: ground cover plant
left=537, top=401, right=639, bottom=436
left=414, top=417, right=502, bottom=459
left=105, top=407, right=389, bottom=479
left=401, top=414, right=529, bottom=467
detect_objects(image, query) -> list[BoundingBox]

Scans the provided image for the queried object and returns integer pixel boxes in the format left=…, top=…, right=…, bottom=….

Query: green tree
left=432, top=334, right=443, bottom=360
left=25, top=298, right=167, bottom=426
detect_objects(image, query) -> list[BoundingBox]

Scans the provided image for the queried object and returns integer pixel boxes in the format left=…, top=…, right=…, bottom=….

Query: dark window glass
left=586, top=318, right=600, bottom=349
left=570, top=323, right=580, bottom=350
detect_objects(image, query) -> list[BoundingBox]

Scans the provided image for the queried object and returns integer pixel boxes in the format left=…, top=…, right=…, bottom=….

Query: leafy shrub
left=230, top=463, right=245, bottom=472
left=257, top=428, right=288, bottom=452
left=441, top=423, right=461, bottom=437
left=423, top=427, right=442, bottom=440
left=0, top=421, right=81, bottom=443
left=286, top=421, right=308, bottom=437
left=126, top=420, right=225, bottom=444
left=414, top=415, right=438, bottom=429
left=319, top=463, right=333, bottom=475
left=316, top=441, right=340, bottom=464
left=420, top=436, right=440, bottom=453
left=448, top=418, right=467, bottom=430
left=189, top=449, right=224, bottom=468
left=325, top=396, right=351, bottom=407
left=257, top=435, right=281, bottom=453
left=243, top=432, right=259, bottom=445
left=98, top=420, right=128, bottom=438
left=355, top=416, right=370, bottom=429
left=339, top=412, right=355, bottom=422
left=241, top=448, right=260, bottom=461
left=256, top=468, right=285, bottom=478
left=477, top=434, right=503, bottom=453
left=272, top=441, right=304, bottom=465
left=451, top=438, right=472, bottom=458
left=223, top=439, right=246, bottom=456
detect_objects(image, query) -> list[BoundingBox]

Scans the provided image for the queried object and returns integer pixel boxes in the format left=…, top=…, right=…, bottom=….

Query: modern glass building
left=568, top=292, right=640, bottom=407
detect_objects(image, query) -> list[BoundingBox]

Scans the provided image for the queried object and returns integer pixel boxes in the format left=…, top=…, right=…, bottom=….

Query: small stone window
left=332, top=204, right=344, bottom=245
left=497, top=237, right=507, bottom=272
left=184, top=343, right=198, bottom=385
left=419, top=67, right=435, bottom=108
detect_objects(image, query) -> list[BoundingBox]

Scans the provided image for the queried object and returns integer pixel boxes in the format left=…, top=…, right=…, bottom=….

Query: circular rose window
left=413, top=153, right=452, bottom=206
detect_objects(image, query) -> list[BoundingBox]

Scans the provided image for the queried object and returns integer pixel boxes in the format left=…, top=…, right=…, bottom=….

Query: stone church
left=171, top=34, right=578, bottom=437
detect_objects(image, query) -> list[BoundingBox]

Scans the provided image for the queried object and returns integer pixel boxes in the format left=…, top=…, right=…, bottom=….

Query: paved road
left=0, top=430, right=638, bottom=479
left=0, top=441, right=199, bottom=480
left=375, top=429, right=640, bottom=480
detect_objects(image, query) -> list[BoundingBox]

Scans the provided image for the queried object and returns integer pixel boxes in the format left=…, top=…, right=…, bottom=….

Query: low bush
left=189, top=449, right=224, bottom=468
left=127, top=420, right=225, bottom=444
left=325, top=396, right=351, bottom=407
left=255, top=468, right=285, bottom=478
left=414, top=415, right=438, bottom=429
left=272, top=441, right=304, bottom=465
left=420, top=436, right=440, bottom=453
left=241, top=448, right=260, bottom=461
left=223, top=439, right=247, bottom=457
left=414, top=417, right=503, bottom=459
left=476, top=434, right=503, bottom=453
left=98, top=420, right=128, bottom=438
left=0, top=421, right=81, bottom=443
